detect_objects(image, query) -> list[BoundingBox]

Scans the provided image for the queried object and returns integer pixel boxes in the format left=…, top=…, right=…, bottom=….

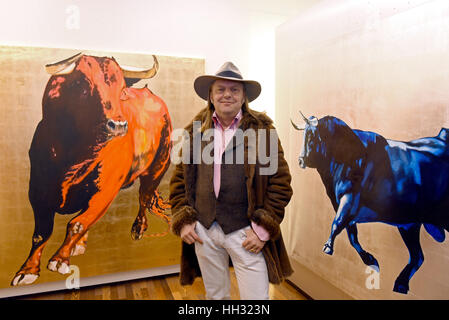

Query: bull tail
left=423, top=223, right=445, bottom=242
left=143, top=190, right=172, bottom=238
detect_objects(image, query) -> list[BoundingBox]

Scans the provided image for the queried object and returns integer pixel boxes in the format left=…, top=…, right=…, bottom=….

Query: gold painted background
left=0, top=46, right=205, bottom=289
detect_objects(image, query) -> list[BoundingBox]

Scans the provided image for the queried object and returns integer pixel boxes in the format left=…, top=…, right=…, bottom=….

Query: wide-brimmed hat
left=194, top=61, right=261, bottom=102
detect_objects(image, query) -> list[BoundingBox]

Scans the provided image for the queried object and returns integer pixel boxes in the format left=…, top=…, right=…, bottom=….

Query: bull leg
left=130, top=172, right=161, bottom=241
left=48, top=188, right=119, bottom=274
left=323, top=193, right=356, bottom=255
left=131, top=147, right=171, bottom=240
left=131, top=191, right=150, bottom=241
left=393, top=223, right=424, bottom=294
left=11, top=206, right=55, bottom=286
left=346, top=224, right=379, bottom=271
left=131, top=182, right=171, bottom=240
left=71, top=231, right=88, bottom=256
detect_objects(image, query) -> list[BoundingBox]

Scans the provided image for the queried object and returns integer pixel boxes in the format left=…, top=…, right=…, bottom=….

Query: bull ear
left=125, top=78, right=141, bottom=87
left=309, top=116, right=318, bottom=127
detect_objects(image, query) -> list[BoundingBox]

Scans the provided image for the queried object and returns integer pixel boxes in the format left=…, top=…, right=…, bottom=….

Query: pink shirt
left=212, top=110, right=270, bottom=241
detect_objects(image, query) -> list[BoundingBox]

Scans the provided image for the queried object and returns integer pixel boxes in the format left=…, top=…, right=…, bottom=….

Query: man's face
left=210, top=79, right=245, bottom=119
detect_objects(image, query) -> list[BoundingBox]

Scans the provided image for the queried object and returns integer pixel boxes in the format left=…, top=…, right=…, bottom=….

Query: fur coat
left=169, top=106, right=293, bottom=285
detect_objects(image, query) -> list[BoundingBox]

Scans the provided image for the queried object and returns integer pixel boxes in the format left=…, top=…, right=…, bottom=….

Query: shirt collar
left=212, top=109, right=242, bottom=130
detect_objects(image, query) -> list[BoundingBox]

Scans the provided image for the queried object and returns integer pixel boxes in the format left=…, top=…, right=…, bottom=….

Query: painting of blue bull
left=291, top=112, right=449, bottom=294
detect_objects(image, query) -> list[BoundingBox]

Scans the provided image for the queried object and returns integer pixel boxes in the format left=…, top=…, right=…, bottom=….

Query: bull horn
left=120, top=55, right=159, bottom=79
left=299, top=111, right=310, bottom=124
left=290, top=119, right=305, bottom=131
left=45, top=52, right=83, bottom=75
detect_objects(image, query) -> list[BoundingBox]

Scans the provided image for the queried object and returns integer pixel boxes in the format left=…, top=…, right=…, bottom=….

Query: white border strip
left=0, top=264, right=180, bottom=299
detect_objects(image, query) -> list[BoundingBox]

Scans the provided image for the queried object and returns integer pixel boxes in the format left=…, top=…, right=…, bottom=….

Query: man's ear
left=209, top=88, right=214, bottom=105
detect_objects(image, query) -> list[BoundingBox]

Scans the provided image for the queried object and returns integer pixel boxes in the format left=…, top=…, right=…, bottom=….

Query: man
left=169, top=61, right=293, bottom=300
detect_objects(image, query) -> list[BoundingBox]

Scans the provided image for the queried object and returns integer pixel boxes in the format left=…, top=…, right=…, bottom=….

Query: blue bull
left=291, top=113, right=449, bottom=294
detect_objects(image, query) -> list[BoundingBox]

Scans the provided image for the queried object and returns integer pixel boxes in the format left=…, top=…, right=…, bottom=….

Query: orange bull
left=12, top=54, right=172, bottom=286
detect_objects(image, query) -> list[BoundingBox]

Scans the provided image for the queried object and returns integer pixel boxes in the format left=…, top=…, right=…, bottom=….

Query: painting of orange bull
left=11, top=53, right=173, bottom=286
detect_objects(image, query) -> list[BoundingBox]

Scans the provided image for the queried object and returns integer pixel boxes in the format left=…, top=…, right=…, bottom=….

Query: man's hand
left=180, top=221, right=203, bottom=245
left=242, top=228, right=265, bottom=254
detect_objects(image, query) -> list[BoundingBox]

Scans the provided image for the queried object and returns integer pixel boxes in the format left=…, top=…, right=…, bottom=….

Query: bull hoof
left=131, top=230, right=143, bottom=240
left=393, top=281, right=409, bottom=294
left=47, top=260, right=70, bottom=275
left=323, top=243, right=334, bottom=255
left=11, top=273, right=39, bottom=286
left=131, top=222, right=147, bottom=241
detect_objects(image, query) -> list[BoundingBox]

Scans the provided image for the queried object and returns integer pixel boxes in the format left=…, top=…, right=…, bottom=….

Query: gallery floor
left=18, top=268, right=309, bottom=300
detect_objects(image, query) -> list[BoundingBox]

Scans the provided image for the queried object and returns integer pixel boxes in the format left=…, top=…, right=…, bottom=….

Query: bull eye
left=107, top=120, right=115, bottom=130
left=69, top=79, right=80, bottom=88
left=80, top=85, right=88, bottom=95
left=70, top=78, right=90, bottom=97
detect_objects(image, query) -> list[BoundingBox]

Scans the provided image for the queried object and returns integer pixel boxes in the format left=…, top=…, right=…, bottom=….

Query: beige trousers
left=194, top=221, right=269, bottom=300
